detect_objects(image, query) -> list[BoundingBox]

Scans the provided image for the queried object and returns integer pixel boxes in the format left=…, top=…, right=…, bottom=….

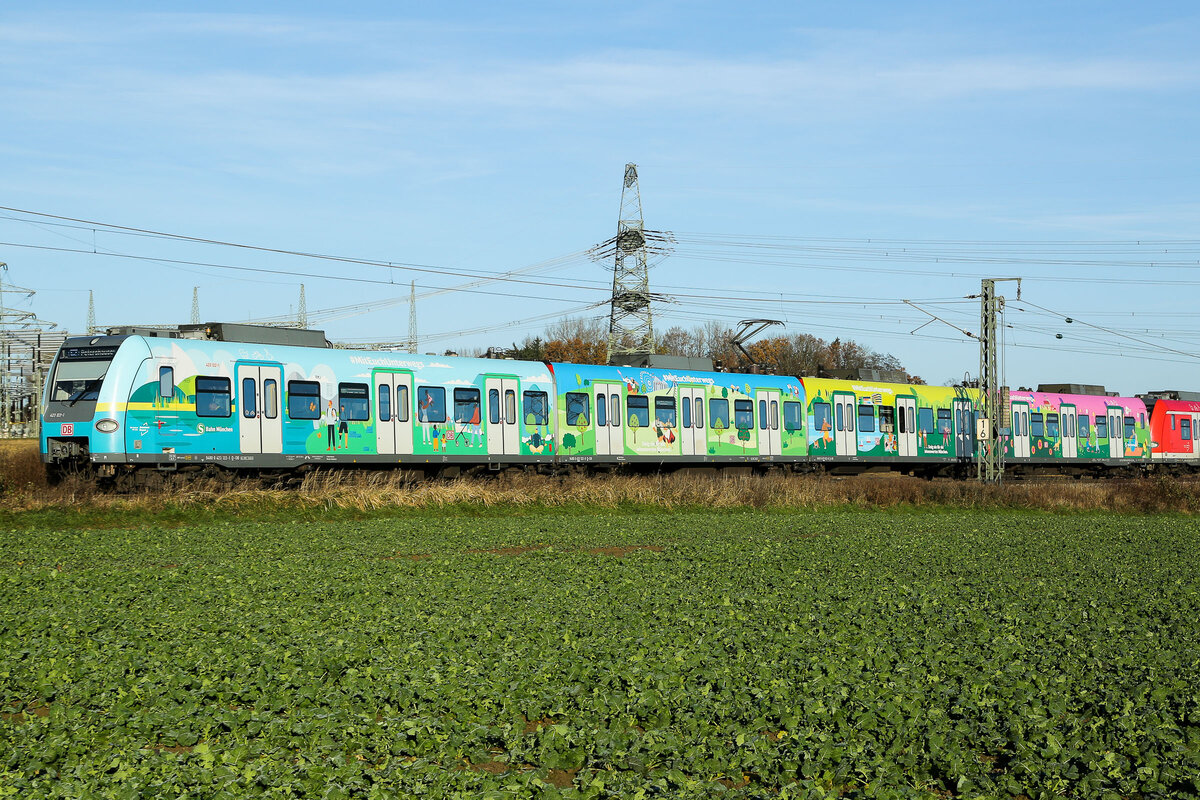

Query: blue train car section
left=549, top=361, right=806, bottom=463
left=41, top=327, right=554, bottom=482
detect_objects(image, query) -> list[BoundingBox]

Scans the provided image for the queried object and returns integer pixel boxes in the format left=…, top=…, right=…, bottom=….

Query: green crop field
left=2, top=508, right=1199, bottom=799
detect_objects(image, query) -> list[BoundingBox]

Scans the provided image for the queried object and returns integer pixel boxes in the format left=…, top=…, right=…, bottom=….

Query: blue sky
left=2, top=1, right=1198, bottom=393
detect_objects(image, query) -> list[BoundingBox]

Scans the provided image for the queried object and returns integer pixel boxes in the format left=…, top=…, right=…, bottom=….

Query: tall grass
left=3, top=439, right=1198, bottom=514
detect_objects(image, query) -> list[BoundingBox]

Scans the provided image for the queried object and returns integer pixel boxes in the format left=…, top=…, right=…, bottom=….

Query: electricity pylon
left=605, top=163, right=654, bottom=364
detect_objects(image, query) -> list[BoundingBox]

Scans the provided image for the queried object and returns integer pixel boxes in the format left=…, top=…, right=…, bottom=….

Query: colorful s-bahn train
left=40, top=324, right=1199, bottom=487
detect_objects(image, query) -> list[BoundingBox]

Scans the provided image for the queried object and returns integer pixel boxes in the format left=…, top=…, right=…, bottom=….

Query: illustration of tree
left=562, top=432, right=577, bottom=452
left=737, top=426, right=751, bottom=453
left=712, top=417, right=726, bottom=441
left=629, top=414, right=640, bottom=443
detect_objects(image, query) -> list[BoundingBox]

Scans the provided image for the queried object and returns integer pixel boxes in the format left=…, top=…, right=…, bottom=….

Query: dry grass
left=3, top=438, right=1198, bottom=514
left=278, top=469, right=1197, bottom=514
left=0, top=438, right=48, bottom=492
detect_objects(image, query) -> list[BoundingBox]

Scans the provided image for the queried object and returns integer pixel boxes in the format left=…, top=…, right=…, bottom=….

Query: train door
left=236, top=363, right=283, bottom=455
left=485, top=377, right=520, bottom=455
left=1107, top=406, right=1123, bottom=458
left=832, top=391, right=856, bottom=456
left=1010, top=401, right=1030, bottom=459
left=1061, top=403, right=1077, bottom=459
left=373, top=371, right=414, bottom=455
left=896, top=397, right=917, bottom=458
left=591, top=382, right=623, bottom=456
left=755, top=389, right=782, bottom=457
left=1191, top=412, right=1200, bottom=459
left=679, top=386, right=706, bottom=457
left=953, top=399, right=974, bottom=459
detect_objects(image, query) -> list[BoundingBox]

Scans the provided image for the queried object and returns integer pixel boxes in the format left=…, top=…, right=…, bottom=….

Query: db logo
left=61, top=423, right=74, bottom=436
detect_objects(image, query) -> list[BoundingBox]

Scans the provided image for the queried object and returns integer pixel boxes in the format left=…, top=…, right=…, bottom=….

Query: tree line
left=490, top=317, right=923, bottom=383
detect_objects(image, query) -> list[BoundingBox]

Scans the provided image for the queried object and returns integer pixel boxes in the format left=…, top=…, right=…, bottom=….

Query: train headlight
left=95, top=419, right=119, bottom=433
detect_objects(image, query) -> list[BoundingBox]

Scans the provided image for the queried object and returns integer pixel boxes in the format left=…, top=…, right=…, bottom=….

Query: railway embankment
left=3, top=439, right=1199, bottom=518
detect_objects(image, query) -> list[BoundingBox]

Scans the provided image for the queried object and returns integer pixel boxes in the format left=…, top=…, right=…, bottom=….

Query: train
left=40, top=323, right=1200, bottom=488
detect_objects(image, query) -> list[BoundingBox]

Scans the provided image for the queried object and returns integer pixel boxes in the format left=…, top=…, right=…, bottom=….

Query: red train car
left=1145, top=396, right=1200, bottom=464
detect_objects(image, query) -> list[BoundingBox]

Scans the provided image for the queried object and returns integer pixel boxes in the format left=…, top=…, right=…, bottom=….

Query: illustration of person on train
left=419, top=388, right=435, bottom=445
left=323, top=401, right=338, bottom=451
left=464, top=400, right=482, bottom=445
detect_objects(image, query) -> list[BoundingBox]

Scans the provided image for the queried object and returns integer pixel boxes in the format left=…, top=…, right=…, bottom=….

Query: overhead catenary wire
left=4, top=205, right=1198, bottom=373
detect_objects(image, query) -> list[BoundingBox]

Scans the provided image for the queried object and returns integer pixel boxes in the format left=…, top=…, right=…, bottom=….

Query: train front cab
left=1147, top=398, right=1200, bottom=469
left=41, top=334, right=140, bottom=479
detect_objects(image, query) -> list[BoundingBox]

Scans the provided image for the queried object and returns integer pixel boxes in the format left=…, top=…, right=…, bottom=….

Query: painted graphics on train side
left=112, top=339, right=556, bottom=466
left=801, top=378, right=980, bottom=462
left=549, top=362, right=806, bottom=462
left=1003, top=390, right=1149, bottom=462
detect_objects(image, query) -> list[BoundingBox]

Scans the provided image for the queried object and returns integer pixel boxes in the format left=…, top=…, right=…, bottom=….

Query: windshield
left=50, top=358, right=111, bottom=403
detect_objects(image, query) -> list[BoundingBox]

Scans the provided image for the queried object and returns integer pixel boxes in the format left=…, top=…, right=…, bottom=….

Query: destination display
left=61, top=345, right=120, bottom=361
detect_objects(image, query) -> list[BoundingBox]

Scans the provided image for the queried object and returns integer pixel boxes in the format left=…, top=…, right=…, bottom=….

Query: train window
left=1183, top=418, right=1192, bottom=441
left=1094, top=415, right=1107, bottom=439
left=835, top=402, right=844, bottom=432
left=596, top=393, right=607, bottom=427
left=263, top=379, right=278, bottom=420
left=710, top=399, right=730, bottom=430
left=655, top=397, right=677, bottom=428
left=1030, top=413, right=1044, bottom=437
left=287, top=380, right=320, bottom=419
left=734, top=399, right=754, bottom=430
left=159, top=367, right=174, bottom=399
left=379, top=384, right=391, bottom=423
left=50, top=357, right=111, bottom=403
left=1124, top=416, right=1135, bottom=439
left=877, top=405, right=893, bottom=434
left=784, top=401, right=803, bottom=432
left=814, top=402, right=831, bottom=433
left=770, top=400, right=779, bottom=431
left=937, top=408, right=951, bottom=436
left=1046, top=413, right=1060, bottom=438
left=417, top=386, right=446, bottom=424
left=857, top=404, right=875, bottom=433
left=918, top=407, right=934, bottom=434
left=895, top=405, right=905, bottom=434
left=396, top=386, right=409, bottom=422
left=454, top=388, right=481, bottom=425
left=489, top=389, right=501, bottom=424
left=759, top=399, right=768, bottom=430
left=681, top=397, right=691, bottom=428
left=1171, top=416, right=1176, bottom=431
left=196, top=376, right=232, bottom=418
left=628, top=395, right=650, bottom=429
left=505, top=390, right=517, bottom=424
left=565, top=392, right=589, bottom=426
left=1064, top=412, right=1073, bottom=438
left=1079, top=414, right=1090, bottom=438
left=1139, top=413, right=1145, bottom=428
left=241, top=378, right=257, bottom=418
left=694, top=398, right=703, bottom=429
left=610, top=394, right=620, bottom=428
left=339, top=383, right=370, bottom=422
left=523, top=391, right=548, bottom=426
